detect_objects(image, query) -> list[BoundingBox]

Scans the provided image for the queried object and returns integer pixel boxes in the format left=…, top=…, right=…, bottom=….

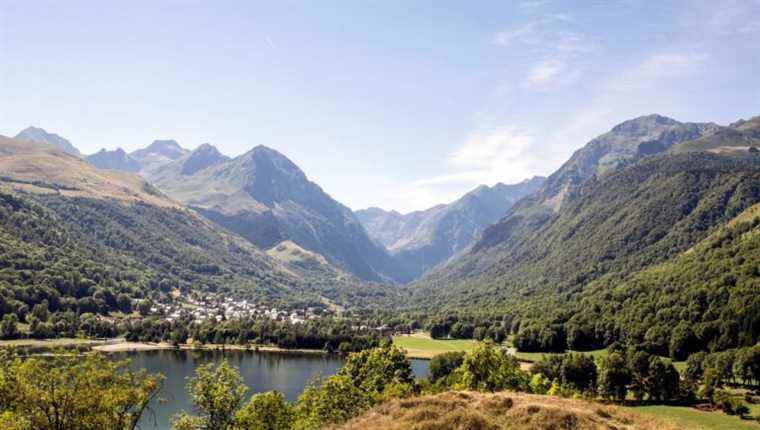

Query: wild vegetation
left=8, top=342, right=756, bottom=429
left=125, top=315, right=384, bottom=353
left=0, top=350, right=162, bottom=430
left=410, top=152, right=760, bottom=360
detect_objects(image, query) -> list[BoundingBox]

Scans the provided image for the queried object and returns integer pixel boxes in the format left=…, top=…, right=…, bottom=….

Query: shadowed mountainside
left=143, top=145, right=410, bottom=283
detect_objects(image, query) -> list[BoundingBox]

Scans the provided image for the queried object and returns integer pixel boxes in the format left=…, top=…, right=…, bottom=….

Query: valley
left=3, top=113, right=760, bottom=429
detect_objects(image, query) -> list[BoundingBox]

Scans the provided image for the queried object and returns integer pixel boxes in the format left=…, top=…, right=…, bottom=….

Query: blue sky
left=1, top=1, right=759, bottom=212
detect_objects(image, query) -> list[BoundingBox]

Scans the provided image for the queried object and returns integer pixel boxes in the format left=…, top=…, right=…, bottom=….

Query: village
left=137, top=292, right=329, bottom=326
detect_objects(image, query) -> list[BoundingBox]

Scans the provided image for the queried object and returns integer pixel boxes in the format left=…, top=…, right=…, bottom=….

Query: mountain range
left=20, top=129, right=530, bottom=284
left=356, top=177, right=545, bottom=279
left=5, top=113, right=759, bottom=351
left=0, top=134, right=397, bottom=314
left=408, top=114, right=760, bottom=353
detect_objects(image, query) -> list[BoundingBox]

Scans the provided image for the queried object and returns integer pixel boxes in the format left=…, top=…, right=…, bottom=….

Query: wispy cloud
left=525, top=59, right=568, bottom=88
left=493, top=14, right=571, bottom=47
left=519, top=0, right=549, bottom=12
left=413, top=127, right=553, bottom=190
left=387, top=126, right=551, bottom=212
left=706, top=0, right=760, bottom=35
left=493, top=13, right=592, bottom=90
left=552, top=51, right=710, bottom=150
left=606, top=53, right=708, bottom=92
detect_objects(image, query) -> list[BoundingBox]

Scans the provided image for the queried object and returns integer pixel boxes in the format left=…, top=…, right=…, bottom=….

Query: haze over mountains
left=9, top=112, right=760, bottom=332
left=356, top=177, right=545, bottom=279
left=17, top=127, right=541, bottom=283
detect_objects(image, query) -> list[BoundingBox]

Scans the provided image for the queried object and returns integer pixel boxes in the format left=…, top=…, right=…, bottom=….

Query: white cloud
left=606, top=53, right=708, bottom=92
left=524, top=59, right=566, bottom=88
left=493, top=14, right=591, bottom=90
left=377, top=127, right=556, bottom=213
left=493, top=14, right=571, bottom=47
left=552, top=51, right=710, bottom=152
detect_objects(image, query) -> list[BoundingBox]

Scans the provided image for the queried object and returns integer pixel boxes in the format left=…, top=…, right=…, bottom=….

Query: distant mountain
left=130, top=139, right=189, bottom=172
left=0, top=135, right=391, bottom=315
left=180, top=143, right=230, bottom=175
left=144, top=145, right=410, bottom=283
left=0, top=135, right=292, bottom=303
left=15, top=126, right=82, bottom=157
left=670, top=115, right=760, bottom=155
left=356, top=177, right=545, bottom=279
left=86, top=148, right=141, bottom=172
left=145, top=143, right=230, bottom=182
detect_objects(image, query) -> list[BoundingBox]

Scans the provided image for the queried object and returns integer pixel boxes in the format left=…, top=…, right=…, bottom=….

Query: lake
left=111, top=349, right=430, bottom=429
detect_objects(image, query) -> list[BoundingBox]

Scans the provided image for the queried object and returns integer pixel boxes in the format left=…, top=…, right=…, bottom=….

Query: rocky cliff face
left=145, top=145, right=410, bottom=283
left=86, top=148, right=141, bottom=172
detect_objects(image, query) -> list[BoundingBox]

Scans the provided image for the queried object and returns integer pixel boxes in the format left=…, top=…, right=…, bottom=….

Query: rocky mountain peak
left=610, top=114, right=679, bottom=134
left=137, top=139, right=186, bottom=159
left=86, top=147, right=141, bottom=172
left=15, top=126, right=81, bottom=157
left=180, top=143, right=229, bottom=175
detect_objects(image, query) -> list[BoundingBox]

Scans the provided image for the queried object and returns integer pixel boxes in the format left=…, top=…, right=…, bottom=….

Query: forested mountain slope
left=356, top=177, right=545, bottom=279
left=411, top=151, right=760, bottom=355
left=491, top=116, right=717, bottom=245
left=0, top=136, right=387, bottom=321
left=562, top=202, right=760, bottom=358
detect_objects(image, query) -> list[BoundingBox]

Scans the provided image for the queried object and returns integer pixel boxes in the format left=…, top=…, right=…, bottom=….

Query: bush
left=456, top=342, right=529, bottom=392
left=429, top=351, right=465, bottom=383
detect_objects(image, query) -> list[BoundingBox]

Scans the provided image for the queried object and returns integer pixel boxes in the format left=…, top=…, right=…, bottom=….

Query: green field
left=628, top=405, right=759, bottom=430
left=392, top=333, right=477, bottom=359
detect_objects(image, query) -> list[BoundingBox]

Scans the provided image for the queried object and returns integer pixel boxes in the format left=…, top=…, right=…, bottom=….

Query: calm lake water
left=111, top=349, right=430, bottom=430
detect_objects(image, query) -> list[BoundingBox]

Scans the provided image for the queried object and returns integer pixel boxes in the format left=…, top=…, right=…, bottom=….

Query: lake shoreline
left=4, top=337, right=442, bottom=359
left=93, top=339, right=332, bottom=355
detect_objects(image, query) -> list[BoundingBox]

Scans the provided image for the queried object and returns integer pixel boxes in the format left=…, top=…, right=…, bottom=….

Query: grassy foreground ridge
left=335, top=391, right=677, bottom=430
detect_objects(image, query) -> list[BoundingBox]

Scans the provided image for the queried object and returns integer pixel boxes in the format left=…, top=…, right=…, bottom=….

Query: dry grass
left=0, top=135, right=177, bottom=207
left=334, top=391, right=683, bottom=430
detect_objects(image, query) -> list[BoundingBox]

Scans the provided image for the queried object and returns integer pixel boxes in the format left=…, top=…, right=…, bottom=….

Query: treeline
left=418, top=204, right=760, bottom=362
left=409, top=153, right=760, bottom=360
left=427, top=315, right=509, bottom=342
left=5, top=341, right=758, bottom=430
left=124, top=316, right=385, bottom=353
left=0, top=191, right=306, bottom=329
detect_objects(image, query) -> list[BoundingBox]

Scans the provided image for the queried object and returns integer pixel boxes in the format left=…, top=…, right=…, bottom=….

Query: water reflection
left=109, top=349, right=429, bottom=430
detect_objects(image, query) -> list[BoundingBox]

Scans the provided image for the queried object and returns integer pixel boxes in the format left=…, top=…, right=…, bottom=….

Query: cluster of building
left=135, top=294, right=328, bottom=325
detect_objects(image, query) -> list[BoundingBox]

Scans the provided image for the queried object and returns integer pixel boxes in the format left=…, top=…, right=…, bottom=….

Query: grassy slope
left=336, top=391, right=680, bottom=430
left=629, top=405, right=759, bottom=430
left=392, top=332, right=477, bottom=359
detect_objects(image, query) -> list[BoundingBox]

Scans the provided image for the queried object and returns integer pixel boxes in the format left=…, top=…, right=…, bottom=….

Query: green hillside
left=0, top=191, right=301, bottom=318
left=410, top=152, right=760, bottom=357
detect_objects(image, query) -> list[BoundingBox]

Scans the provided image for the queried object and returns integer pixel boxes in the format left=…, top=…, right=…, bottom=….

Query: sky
left=1, top=1, right=759, bottom=213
